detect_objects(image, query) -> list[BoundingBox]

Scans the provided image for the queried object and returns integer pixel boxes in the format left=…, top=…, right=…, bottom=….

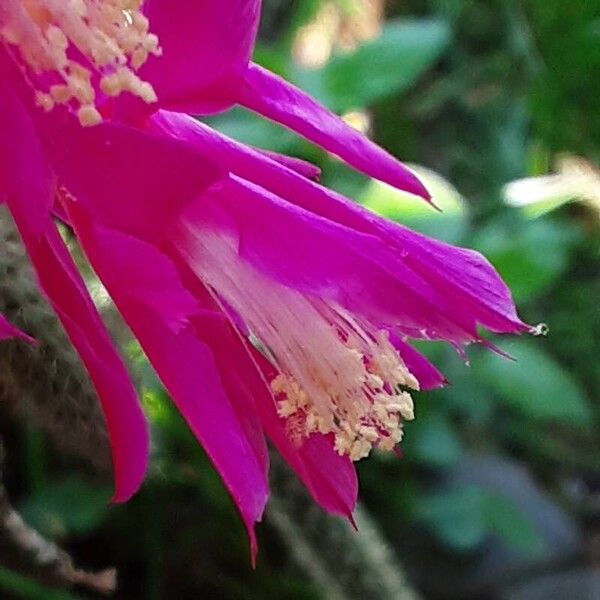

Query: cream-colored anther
left=49, top=83, right=70, bottom=103
left=35, top=91, right=54, bottom=111
left=77, top=104, right=102, bottom=126
left=0, top=0, right=161, bottom=126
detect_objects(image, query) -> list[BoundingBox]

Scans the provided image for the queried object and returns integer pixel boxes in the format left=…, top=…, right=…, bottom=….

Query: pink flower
left=0, top=1, right=530, bottom=558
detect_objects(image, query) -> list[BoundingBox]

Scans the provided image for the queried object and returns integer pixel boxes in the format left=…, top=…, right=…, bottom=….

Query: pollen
left=0, top=0, right=161, bottom=126
left=271, top=326, right=418, bottom=461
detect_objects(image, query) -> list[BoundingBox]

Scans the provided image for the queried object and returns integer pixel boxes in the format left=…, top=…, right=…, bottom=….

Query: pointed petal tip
left=250, top=535, right=258, bottom=569
left=109, top=488, right=136, bottom=505
left=245, top=515, right=262, bottom=568
left=109, top=466, right=147, bottom=504
left=4, top=328, right=38, bottom=346
left=513, top=316, right=536, bottom=335
left=109, top=440, right=149, bottom=504
left=397, top=171, right=437, bottom=207
left=0, top=314, right=37, bottom=345
left=408, top=175, right=433, bottom=204
left=427, top=194, right=443, bottom=212
left=479, top=338, right=516, bottom=361
left=238, top=64, right=436, bottom=199
left=405, top=179, right=435, bottom=207
left=348, top=513, right=358, bottom=531
left=21, top=333, right=38, bottom=346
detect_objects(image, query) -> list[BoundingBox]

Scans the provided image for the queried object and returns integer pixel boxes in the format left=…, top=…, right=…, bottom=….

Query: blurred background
left=0, top=0, right=599, bottom=598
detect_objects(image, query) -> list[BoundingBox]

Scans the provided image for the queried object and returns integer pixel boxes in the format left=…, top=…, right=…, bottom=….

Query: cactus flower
left=0, top=0, right=530, bottom=558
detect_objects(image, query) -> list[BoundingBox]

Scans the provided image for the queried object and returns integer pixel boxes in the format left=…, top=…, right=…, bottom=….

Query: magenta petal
left=173, top=245, right=358, bottom=519
left=249, top=347, right=358, bottom=518
left=0, top=87, right=54, bottom=238
left=256, top=150, right=321, bottom=181
left=379, top=226, right=530, bottom=335
left=269, top=425, right=358, bottom=519
left=151, top=113, right=527, bottom=342
left=191, top=278, right=358, bottom=521
left=192, top=311, right=270, bottom=491
left=39, top=113, right=222, bottom=242
left=8, top=218, right=148, bottom=502
left=0, top=313, right=35, bottom=344
left=180, top=175, right=481, bottom=343
left=140, top=0, right=260, bottom=114
left=297, top=434, right=358, bottom=517
left=0, top=88, right=147, bottom=502
left=66, top=202, right=269, bottom=554
left=236, top=63, right=429, bottom=199
left=389, top=334, right=446, bottom=390
left=172, top=263, right=271, bottom=484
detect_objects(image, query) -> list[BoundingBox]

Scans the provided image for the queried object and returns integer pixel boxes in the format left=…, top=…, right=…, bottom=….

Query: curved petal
left=8, top=221, right=148, bottom=502
left=0, top=87, right=147, bottom=502
left=183, top=288, right=358, bottom=520
left=297, top=434, right=358, bottom=518
left=65, top=200, right=269, bottom=557
left=389, top=334, right=446, bottom=390
left=236, top=63, right=430, bottom=199
left=377, top=226, right=529, bottom=335
left=151, top=112, right=527, bottom=341
left=189, top=310, right=270, bottom=494
left=140, top=0, right=261, bottom=114
left=36, top=111, right=222, bottom=243
left=0, top=86, right=54, bottom=237
left=249, top=346, right=358, bottom=518
left=0, top=313, right=35, bottom=344
left=176, top=174, right=493, bottom=344
left=256, top=150, right=321, bottom=181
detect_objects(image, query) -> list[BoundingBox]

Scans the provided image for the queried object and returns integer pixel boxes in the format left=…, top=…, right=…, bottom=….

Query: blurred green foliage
left=292, top=18, right=451, bottom=110
left=2, top=1, right=599, bottom=598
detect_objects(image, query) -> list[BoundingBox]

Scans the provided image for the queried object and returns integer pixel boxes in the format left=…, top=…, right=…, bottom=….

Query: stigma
left=0, top=0, right=161, bottom=126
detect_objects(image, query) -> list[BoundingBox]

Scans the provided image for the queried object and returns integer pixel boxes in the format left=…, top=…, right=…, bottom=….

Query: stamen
left=0, top=0, right=161, bottom=126
left=175, top=220, right=419, bottom=462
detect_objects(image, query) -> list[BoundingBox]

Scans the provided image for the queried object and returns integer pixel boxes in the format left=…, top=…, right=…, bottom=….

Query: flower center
left=270, top=325, right=418, bottom=461
left=0, top=0, right=161, bottom=125
left=174, top=217, right=419, bottom=462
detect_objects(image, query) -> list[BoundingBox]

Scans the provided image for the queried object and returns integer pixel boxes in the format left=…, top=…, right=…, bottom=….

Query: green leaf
left=20, top=478, right=111, bottom=540
left=293, top=18, right=451, bottom=112
left=472, top=340, right=592, bottom=426
left=404, top=413, right=463, bottom=467
left=417, top=485, right=487, bottom=551
left=417, top=486, right=546, bottom=555
left=0, top=567, right=81, bottom=600
left=481, top=493, right=546, bottom=555
left=326, top=19, right=450, bottom=110
left=360, top=164, right=468, bottom=244
left=471, top=218, right=579, bottom=303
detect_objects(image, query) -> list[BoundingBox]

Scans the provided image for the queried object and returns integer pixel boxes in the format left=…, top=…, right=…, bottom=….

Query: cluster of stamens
left=174, top=221, right=421, bottom=464
left=0, top=0, right=161, bottom=125
left=272, top=329, right=418, bottom=461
